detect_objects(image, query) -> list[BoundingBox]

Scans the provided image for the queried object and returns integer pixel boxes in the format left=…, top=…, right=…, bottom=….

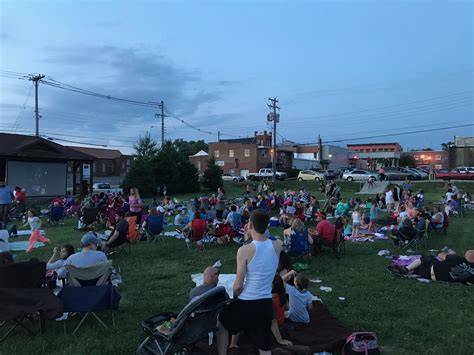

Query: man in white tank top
left=217, top=209, right=282, bottom=355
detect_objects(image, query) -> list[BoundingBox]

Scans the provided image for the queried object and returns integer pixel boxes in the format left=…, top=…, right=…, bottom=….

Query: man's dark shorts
left=219, top=298, right=273, bottom=351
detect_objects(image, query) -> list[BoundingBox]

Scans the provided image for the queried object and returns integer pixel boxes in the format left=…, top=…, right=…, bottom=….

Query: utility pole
left=155, top=100, right=166, bottom=147
left=267, top=97, right=280, bottom=184
left=318, top=135, right=323, bottom=168
left=218, top=131, right=221, bottom=142
left=29, top=74, right=45, bottom=136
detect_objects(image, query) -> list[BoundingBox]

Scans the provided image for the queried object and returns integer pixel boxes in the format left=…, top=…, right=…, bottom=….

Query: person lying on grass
left=390, top=249, right=474, bottom=285
left=282, top=270, right=313, bottom=323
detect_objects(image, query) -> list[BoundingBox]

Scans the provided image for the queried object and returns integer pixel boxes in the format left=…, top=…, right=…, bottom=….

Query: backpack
left=342, top=332, right=380, bottom=355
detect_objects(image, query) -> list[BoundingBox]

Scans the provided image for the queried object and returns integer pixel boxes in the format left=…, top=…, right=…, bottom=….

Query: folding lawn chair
left=137, top=286, right=231, bottom=355
left=320, top=217, right=345, bottom=259
left=79, top=207, right=100, bottom=230
left=49, top=206, right=65, bottom=225
left=185, top=219, right=207, bottom=251
left=0, top=261, right=63, bottom=342
left=146, top=215, right=164, bottom=243
left=59, top=261, right=120, bottom=334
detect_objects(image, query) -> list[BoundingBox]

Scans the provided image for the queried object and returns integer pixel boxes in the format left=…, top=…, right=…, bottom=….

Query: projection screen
left=7, top=160, right=67, bottom=197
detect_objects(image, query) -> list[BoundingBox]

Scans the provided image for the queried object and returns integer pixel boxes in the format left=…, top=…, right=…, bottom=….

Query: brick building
left=348, top=142, right=402, bottom=169
left=207, top=131, right=292, bottom=177
left=406, top=150, right=446, bottom=170
left=67, top=146, right=133, bottom=177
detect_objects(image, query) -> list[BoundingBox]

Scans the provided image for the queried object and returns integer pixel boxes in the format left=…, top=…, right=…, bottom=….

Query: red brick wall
left=348, top=143, right=402, bottom=152
left=209, top=142, right=259, bottom=175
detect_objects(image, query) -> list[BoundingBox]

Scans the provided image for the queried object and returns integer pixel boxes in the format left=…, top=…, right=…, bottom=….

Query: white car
left=222, top=173, right=245, bottom=182
left=297, top=170, right=325, bottom=181
left=342, top=170, right=379, bottom=182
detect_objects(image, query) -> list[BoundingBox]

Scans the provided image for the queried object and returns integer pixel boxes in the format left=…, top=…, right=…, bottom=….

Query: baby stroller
left=136, top=287, right=231, bottom=355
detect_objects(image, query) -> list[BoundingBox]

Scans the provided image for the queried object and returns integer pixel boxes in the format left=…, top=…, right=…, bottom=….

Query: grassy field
left=3, top=181, right=474, bottom=355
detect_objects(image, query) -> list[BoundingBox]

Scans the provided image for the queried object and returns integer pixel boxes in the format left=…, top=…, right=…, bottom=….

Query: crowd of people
left=1, top=175, right=473, bottom=354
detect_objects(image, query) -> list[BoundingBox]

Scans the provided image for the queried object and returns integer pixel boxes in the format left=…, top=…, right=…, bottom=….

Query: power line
left=320, top=124, right=473, bottom=144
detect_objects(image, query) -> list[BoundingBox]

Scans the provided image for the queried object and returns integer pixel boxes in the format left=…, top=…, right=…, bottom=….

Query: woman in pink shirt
left=128, top=187, right=143, bottom=226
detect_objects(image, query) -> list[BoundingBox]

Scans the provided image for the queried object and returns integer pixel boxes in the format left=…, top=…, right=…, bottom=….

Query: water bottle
left=213, top=260, right=222, bottom=269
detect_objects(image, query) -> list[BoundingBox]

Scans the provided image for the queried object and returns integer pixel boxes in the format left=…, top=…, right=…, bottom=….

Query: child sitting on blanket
left=282, top=270, right=313, bottom=323
left=21, top=209, right=50, bottom=253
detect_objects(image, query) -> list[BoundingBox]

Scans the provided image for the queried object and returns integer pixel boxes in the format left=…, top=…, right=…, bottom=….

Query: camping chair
left=320, top=218, right=345, bottom=259
left=146, top=215, right=164, bottom=243
left=59, top=261, right=119, bottom=334
left=49, top=205, right=65, bottom=225
left=186, top=219, right=207, bottom=251
left=0, top=261, right=63, bottom=342
left=431, top=212, right=449, bottom=236
left=125, top=216, right=138, bottom=242
left=79, top=207, right=100, bottom=230
left=137, top=286, right=231, bottom=355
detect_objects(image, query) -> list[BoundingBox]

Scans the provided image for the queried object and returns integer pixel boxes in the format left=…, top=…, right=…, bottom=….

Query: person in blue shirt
left=0, top=180, right=14, bottom=225
left=282, top=270, right=313, bottom=323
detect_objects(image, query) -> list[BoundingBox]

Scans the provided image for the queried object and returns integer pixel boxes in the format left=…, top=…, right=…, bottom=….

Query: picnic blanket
left=391, top=255, right=421, bottom=267
left=192, top=273, right=236, bottom=298
left=16, top=230, right=46, bottom=236
left=8, top=241, right=45, bottom=251
left=345, top=233, right=388, bottom=242
left=196, top=301, right=351, bottom=354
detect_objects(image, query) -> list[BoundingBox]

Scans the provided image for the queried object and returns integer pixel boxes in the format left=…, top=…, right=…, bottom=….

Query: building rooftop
left=0, top=133, right=94, bottom=161
left=67, top=146, right=124, bottom=159
left=213, top=137, right=255, bottom=144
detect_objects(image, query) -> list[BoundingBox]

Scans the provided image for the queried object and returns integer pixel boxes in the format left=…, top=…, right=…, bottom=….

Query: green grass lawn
left=3, top=181, right=474, bottom=354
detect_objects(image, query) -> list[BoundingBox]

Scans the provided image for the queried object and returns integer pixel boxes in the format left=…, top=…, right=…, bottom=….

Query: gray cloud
left=30, top=45, right=223, bottom=144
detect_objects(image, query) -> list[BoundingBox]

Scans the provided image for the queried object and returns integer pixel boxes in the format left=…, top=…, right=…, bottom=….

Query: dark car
left=322, top=170, right=336, bottom=180
left=384, top=167, right=416, bottom=181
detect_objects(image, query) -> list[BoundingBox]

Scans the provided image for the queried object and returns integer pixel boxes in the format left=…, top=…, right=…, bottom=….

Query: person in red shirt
left=309, top=211, right=335, bottom=255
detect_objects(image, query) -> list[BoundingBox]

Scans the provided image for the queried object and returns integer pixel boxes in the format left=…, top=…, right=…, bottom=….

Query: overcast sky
left=0, top=0, right=472, bottom=154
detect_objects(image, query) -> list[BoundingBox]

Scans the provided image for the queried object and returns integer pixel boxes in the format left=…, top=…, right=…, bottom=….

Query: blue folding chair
left=146, top=215, right=164, bottom=243
left=49, top=206, right=65, bottom=225
left=59, top=262, right=120, bottom=334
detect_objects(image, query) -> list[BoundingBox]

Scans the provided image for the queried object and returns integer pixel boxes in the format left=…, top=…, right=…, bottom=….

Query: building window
left=414, top=155, right=419, bottom=160
left=244, top=149, right=250, bottom=157
left=262, top=150, right=267, bottom=157
left=126, top=159, right=130, bottom=166
left=229, top=149, right=234, bottom=157
left=102, top=163, right=106, bottom=173
left=197, top=162, right=201, bottom=170
left=215, top=150, right=220, bottom=158
left=435, top=155, right=441, bottom=160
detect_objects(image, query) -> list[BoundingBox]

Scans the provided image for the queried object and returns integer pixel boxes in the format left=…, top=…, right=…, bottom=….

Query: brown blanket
left=199, top=301, right=351, bottom=354
left=0, top=288, right=63, bottom=321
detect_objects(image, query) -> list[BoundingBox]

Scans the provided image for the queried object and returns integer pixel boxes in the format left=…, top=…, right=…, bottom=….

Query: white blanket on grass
left=16, top=230, right=46, bottom=236
left=192, top=273, right=236, bottom=299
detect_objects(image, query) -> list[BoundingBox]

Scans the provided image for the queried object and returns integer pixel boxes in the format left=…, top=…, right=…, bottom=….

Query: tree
left=441, top=141, right=454, bottom=151
left=134, top=132, right=158, bottom=160
left=201, top=156, right=223, bottom=192
left=122, top=137, right=200, bottom=197
left=399, top=153, right=416, bottom=168
left=173, top=139, right=208, bottom=160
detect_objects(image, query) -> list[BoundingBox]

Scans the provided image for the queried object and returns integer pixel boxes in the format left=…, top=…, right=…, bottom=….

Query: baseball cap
left=81, top=232, right=101, bottom=247
left=315, top=211, right=327, bottom=219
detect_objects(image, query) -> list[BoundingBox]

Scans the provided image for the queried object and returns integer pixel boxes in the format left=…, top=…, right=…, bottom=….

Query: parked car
left=435, top=168, right=474, bottom=180
left=458, top=166, right=474, bottom=173
left=92, top=183, right=123, bottom=194
left=411, top=168, right=429, bottom=179
left=322, top=170, right=336, bottom=180
left=384, top=167, right=416, bottom=181
left=342, top=170, right=379, bottom=182
left=222, top=173, right=245, bottom=182
left=403, top=168, right=423, bottom=180
left=297, top=170, right=325, bottom=181
left=246, top=168, right=288, bottom=181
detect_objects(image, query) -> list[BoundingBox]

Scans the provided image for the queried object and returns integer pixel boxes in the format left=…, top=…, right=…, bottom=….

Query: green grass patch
left=3, top=181, right=474, bottom=354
